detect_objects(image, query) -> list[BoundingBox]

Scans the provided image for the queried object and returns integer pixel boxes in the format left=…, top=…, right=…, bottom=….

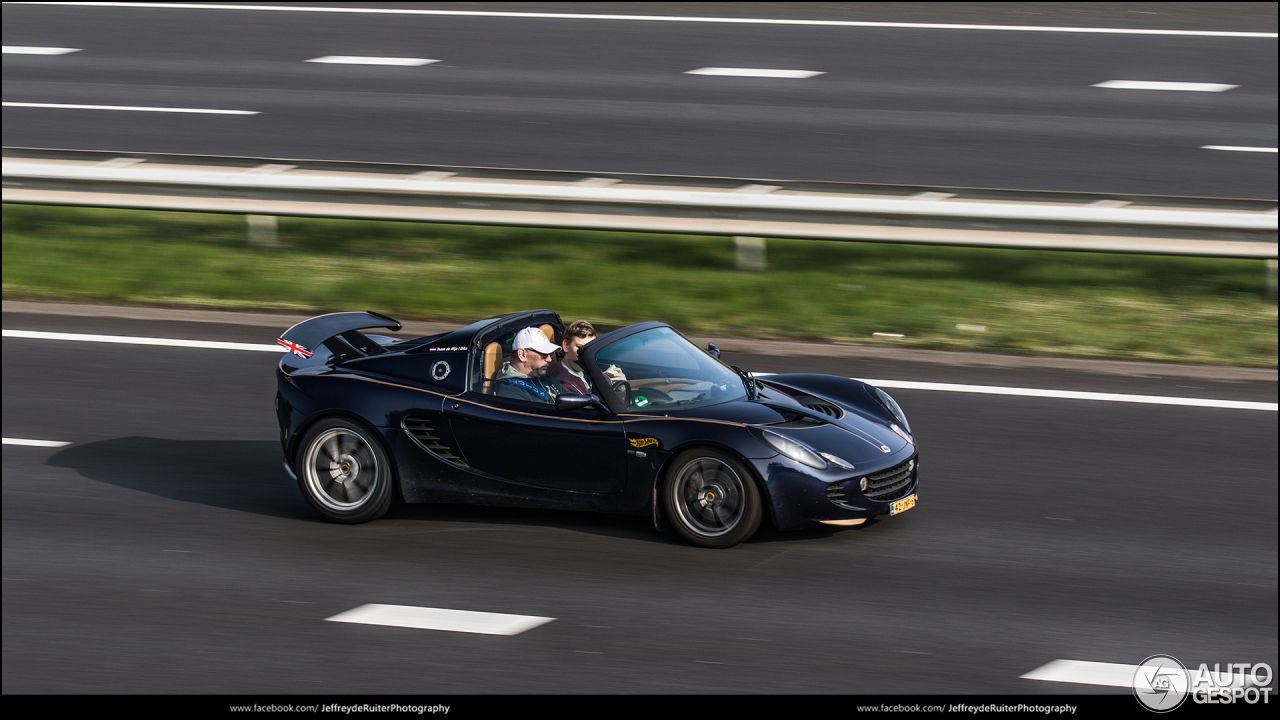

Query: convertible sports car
left=275, top=310, right=918, bottom=548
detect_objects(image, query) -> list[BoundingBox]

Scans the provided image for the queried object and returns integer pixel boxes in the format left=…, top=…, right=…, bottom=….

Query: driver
left=493, top=327, right=564, bottom=404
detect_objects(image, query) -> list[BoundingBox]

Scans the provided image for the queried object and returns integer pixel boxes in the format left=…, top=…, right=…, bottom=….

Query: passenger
left=493, top=326, right=565, bottom=404
left=550, top=320, right=597, bottom=395
left=551, top=320, right=628, bottom=397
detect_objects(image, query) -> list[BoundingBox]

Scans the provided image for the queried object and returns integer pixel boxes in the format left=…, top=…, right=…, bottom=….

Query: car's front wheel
left=664, top=447, right=762, bottom=548
left=295, top=418, right=393, bottom=524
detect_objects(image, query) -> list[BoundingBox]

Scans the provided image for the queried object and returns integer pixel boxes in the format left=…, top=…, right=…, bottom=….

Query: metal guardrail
left=2, top=147, right=1276, bottom=258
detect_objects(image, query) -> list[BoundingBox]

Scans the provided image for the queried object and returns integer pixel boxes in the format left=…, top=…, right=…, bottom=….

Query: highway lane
left=3, top=3, right=1276, bottom=198
left=3, top=310, right=1275, bottom=693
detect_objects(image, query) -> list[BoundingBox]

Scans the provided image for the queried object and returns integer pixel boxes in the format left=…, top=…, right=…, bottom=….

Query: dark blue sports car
left=275, top=310, right=918, bottom=548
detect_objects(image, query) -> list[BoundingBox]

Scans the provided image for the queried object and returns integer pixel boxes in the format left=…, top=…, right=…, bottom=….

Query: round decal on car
left=430, top=360, right=451, bottom=381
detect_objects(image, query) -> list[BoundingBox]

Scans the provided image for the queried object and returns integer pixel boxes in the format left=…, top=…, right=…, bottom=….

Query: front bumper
left=750, top=451, right=919, bottom=531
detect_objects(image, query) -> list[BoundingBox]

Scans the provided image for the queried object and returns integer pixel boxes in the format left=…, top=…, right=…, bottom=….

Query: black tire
left=663, top=447, right=762, bottom=548
left=294, top=417, right=394, bottom=524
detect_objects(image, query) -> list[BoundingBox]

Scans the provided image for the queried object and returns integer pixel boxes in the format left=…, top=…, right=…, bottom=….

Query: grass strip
left=3, top=204, right=1275, bottom=367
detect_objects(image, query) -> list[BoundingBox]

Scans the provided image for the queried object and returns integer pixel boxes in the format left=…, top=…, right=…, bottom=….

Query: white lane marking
left=3, top=329, right=282, bottom=352
left=754, top=373, right=1277, bottom=412
left=1022, top=659, right=1142, bottom=687
left=1202, top=145, right=1278, bottom=153
left=326, top=604, right=554, bottom=635
left=859, top=378, right=1278, bottom=412
left=6, top=330, right=1272, bottom=411
left=3, top=46, right=81, bottom=55
left=1022, top=659, right=1253, bottom=688
left=686, top=68, right=824, bottom=79
left=3, top=438, right=70, bottom=447
left=17, top=4, right=1278, bottom=38
left=1093, top=80, right=1238, bottom=92
left=305, top=56, right=439, bottom=66
left=2, top=102, right=258, bottom=114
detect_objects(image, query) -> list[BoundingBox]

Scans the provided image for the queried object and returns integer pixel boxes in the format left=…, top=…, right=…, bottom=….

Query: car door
left=444, top=392, right=629, bottom=494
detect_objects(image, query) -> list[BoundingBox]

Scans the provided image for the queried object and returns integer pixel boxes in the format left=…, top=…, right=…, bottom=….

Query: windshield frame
left=579, top=322, right=749, bottom=415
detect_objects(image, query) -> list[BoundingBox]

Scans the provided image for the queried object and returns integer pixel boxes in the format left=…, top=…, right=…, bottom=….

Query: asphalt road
left=3, top=309, right=1275, bottom=693
left=3, top=3, right=1276, bottom=198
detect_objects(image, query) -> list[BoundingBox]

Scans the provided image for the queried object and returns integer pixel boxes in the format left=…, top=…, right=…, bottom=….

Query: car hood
left=670, top=395, right=911, bottom=462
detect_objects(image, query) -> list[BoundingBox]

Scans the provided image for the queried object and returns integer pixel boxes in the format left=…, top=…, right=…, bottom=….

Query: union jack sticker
left=276, top=338, right=313, bottom=358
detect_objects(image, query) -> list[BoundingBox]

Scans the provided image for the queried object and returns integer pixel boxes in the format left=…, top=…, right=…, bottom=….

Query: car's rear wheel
left=296, top=418, right=393, bottom=524
left=664, top=447, right=762, bottom=548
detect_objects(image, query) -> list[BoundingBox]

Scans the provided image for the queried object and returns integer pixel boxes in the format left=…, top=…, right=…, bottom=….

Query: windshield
left=591, top=327, right=748, bottom=411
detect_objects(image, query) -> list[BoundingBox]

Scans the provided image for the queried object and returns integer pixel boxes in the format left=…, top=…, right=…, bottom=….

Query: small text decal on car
left=629, top=437, right=659, bottom=449
left=428, top=346, right=467, bottom=352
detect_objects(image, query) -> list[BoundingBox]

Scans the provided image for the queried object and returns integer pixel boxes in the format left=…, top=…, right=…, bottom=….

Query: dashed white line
left=686, top=67, right=824, bottom=79
left=17, top=4, right=1278, bottom=37
left=1022, top=659, right=1254, bottom=688
left=3, top=438, right=70, bottom=447
left=1093, top=80, right=1238, bottom=92
left=3, top=329, right=282, bottom=352
left=305, top=56, right=439, bottom=66
left=1202, top=145, right=1278, bottom=153
left=325, top=604, right=554, bottom=635
left=2, top=46, right=81, bottom=55
left=6, top=330, right=1273, bottom=411
left=2, top=102, right=258, bottom=114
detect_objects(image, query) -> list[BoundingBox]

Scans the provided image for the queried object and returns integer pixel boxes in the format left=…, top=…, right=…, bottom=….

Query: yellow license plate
left=890, top=494, right=916, bottom=515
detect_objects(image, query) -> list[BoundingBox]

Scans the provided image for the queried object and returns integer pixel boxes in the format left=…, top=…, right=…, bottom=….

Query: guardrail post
left=246, top=214, right=280, bottom=247
left=735, top=236, right=766, bottom=271
left=1268, top=259, right=1277, bottom=302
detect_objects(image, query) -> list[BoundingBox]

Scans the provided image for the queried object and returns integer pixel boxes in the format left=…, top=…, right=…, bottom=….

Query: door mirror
left=707, top=342, right=721, bottom=359
left=556, top=392, right=608, bottom=413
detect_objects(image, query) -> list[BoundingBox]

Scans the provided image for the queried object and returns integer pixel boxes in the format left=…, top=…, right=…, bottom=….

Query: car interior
left=476, top=323, right=558, bottom=396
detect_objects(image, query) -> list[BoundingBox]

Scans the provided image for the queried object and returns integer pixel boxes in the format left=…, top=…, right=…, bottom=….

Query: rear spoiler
left=277, top=311, right=402, bottom=361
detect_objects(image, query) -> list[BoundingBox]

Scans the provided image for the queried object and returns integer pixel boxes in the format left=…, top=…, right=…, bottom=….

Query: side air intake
left=402, top=414, right=468, bottom=468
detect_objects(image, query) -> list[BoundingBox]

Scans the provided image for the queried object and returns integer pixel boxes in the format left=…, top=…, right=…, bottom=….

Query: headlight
left=819, top=452, right=855, bottom=470
left=753, top=429, right=827, bottom=470
left=874, top=387, right=910, bottom=432
left=890, top=423, right=914, bottom=445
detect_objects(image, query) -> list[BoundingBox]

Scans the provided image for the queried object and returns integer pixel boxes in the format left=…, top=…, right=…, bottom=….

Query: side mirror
left=707, top=343, right=721, bottom=359
left=556, top=393, right=609, bottom=413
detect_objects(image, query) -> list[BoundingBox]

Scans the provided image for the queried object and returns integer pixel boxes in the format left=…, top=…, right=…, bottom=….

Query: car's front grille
left=862, top=458, right=915, bottom=501
left=402, top=414, right=467, bottom=467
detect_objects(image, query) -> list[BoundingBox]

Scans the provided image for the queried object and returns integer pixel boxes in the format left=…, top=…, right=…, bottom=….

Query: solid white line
left=1202, top=145, right=1278, bottom=153
left=2, top=102, right=258, bottom=114
left=13, top=4, right=1278, bottom=38
left=3, top=438, right=70, bottom=447
left=858, top=378, right=1277, bottom=412
left=326, top=604, right=554, bottom=635
left=1093, top=80, right=1238, bottom=92
left=686, top=68, right=824, bottom=79
left=753, top=372, right=1276, bottom=411
left=1022, top=659, right=1252, bottom=688
left=2, top=46, right=81, bottom=55
left=305, top=56, right=439, bottom=66
left=2, top=329, right=283, bottom=352
left=5, top=330, right=1272, bottom=411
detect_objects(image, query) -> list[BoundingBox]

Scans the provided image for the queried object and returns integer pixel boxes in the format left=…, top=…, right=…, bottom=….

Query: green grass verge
left=3, top=204, right=1275, bottom=366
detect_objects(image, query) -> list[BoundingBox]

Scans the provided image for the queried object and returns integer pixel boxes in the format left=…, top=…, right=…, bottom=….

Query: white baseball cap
left=513, top=326, right=559, bottom=354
